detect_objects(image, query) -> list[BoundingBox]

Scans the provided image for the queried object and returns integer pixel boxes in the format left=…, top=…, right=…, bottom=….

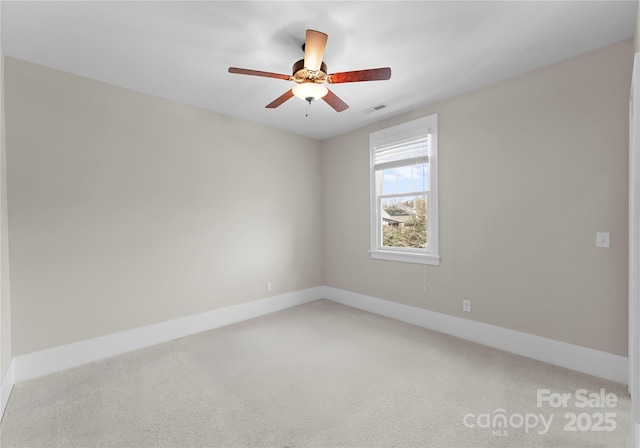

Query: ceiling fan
left=228, top=29, right=391, bottom=112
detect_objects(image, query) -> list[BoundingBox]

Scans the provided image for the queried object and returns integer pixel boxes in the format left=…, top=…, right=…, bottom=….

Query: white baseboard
left=1, top=358, right=15, bottom=420
left=323, top=286, right=629, bottom=385
left=2, top=285, right=628, bottom=424
left=12, top=287, right=322, bottom=384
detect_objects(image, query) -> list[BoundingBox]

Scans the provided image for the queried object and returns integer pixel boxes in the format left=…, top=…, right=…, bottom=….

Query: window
left=369, top=114, right=439, bottom=265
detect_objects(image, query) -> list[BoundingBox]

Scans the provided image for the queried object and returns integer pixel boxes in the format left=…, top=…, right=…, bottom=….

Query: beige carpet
left=0, top=299, right=630, bottom=447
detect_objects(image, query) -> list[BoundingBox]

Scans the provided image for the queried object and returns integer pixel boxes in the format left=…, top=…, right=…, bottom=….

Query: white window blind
left=372, top=131, right=430, bottom=171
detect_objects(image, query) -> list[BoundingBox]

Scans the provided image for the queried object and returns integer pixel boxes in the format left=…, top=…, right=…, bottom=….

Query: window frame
left=369, top=114, right=440, bottom=265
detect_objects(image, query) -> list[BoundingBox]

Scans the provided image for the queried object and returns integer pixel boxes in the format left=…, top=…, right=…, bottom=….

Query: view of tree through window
left=382, top=196, right=427, bottom=248
left=379, top=162, right=428, bottom=250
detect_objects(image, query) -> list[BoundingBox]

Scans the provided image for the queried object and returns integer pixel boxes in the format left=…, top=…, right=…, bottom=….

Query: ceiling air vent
left=363, top=104, right=389, bottom=114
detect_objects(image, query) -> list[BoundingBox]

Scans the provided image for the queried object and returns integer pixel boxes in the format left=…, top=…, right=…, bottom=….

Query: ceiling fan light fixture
left=292, top=82, right=328, bottom=103
left=228, top=29, right=391, bottom=112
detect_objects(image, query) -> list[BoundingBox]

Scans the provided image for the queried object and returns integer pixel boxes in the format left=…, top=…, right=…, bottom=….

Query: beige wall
left=1, top=51, right=11, bottom=376
left=2, top=39, right=634, bottom=359
left=4, top=57, right=323, bottom=355
left=323, top=39, right=633, bottom=356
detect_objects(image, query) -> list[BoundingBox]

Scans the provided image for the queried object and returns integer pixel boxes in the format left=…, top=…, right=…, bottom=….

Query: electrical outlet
left=463, top=300, right=471, bottom=313
left=266, top=282, right=272, bottom=292
left=596, top=232, right=610, bottom=248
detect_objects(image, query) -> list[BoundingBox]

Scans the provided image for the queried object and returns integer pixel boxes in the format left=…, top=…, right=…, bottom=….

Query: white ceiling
left=1, top=1, right=637, bottom=140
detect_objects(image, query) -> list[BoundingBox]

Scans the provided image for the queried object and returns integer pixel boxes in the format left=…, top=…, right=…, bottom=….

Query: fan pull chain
left=305, top=99, right=311, bottom=117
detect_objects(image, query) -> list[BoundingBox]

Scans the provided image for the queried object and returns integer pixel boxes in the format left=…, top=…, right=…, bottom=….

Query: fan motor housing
left=292, top=59, right=327, bottom=83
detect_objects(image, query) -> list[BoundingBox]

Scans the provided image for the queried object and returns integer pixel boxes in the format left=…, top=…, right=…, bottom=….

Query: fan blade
left=328, top=67, right=392, bottom=84
left=266, top=90, right=294, bottom=108
left=228, top=67, right=292, bottom=81
left=323, top=88, right=349, bottom=112
left=304, top=29, right=328, bottom=72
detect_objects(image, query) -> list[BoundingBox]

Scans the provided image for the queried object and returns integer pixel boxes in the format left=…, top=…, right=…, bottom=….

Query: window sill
left=369, top=250, right=440, bottom=265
